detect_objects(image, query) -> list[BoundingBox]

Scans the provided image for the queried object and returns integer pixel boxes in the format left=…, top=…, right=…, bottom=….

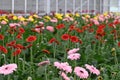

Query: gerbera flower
left=56, top=24, right=65, bottom=29
left=85, top=64, right=100, bottom=75
left=74, top=67, right=89, bottom=79
left=67, top=53, right=80, bottom=60
left=38, top=60, right=50, bottom=66
left=42, top=49, right=50, bottom=54
left=61, top=34, right=70, bottom=41
left=48, top=38, right=56, bottom=44
left=48, top=38, right=59, bottom=44
left=54, top=62, right=72, bottom=73
left=0, top=45, right=8, bottom=54
left=46, top=26, right=54, bottom=32
left=6, top=40, right=16, bottom=47
left=12, top=48, right=21, bottom=56
left=70, top=36, right=79, bottom=43
left=16, top=34, right=22, bottom=39
left=0, top=34, right=4, bottom=40
left=14, top=44, right=25, bottom=49
left=26, top=36, right=37, bottom=42
left=60, top=72, right=70, bottom=80
left=118, top=42, right=120, bottom=47
left=67, top=48, right=79, bottom=55
left=0, top=63, right=17, bottom=75
left=18, top=27, right=25, bottom=34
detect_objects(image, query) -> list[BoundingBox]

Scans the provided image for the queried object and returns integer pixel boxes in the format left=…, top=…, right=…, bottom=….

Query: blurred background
left=0, top=0, right=120, bottom=15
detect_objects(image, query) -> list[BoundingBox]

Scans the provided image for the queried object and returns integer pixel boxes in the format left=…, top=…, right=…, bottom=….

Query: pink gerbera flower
left=67, top=53, right=80, bottom=60
left=54, top=62, right=72, bottom=73
left=74, top=67, right=89, bottom=79
left=38, top=60, right=50, bottom=66
left=60, top=72, right=70, bottom=80
left=67, top=48, right=79, bottom=55
left=85, top=64, right=100, bottom=75
left=0, top=63, right=17, bottom=75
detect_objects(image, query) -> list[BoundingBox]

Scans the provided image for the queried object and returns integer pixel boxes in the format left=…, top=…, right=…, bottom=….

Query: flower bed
left=0, top=12, right=120, bottom=80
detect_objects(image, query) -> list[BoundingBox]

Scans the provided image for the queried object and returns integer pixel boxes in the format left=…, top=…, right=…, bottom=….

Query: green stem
left=11, top=48, right=14, bottom=63
left=30, top=47, right=33, bottom=75
left=23, top=53, right=25, bottom=71
left=45, top=66, right=48, bottom=80
left=7, top=75, right=10, bottom=80
left=74, top=61, right=77, bottom=80
left=2, top=54, right=6, bottom=64
left=114, top=52, right=118, bottom=65
left=53, top=43, right=56, bottom=59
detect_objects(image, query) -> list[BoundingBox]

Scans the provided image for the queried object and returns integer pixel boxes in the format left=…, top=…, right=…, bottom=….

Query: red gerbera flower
left=118, top=42, right=120, bottom=47
left=70, top=36, right=79, bottom=43
left=14, top=44, right=25, bottom=49
left=26, top=44, right=33, bottom=48
left=6, top=40, right=16, bottom=47
left=48, top=38, right=59, bottom=45
left=56, top=24, right=65, bottom=29
left=18, top=27, right=25, bottom=34
left=48, top=38, right=56, bottom=44
left=0, top=34, right=4, bottom=40
left=98, top=24, right=105, bottom=29
left=61, top=34, right=69, bottom=41
left=69, top=25, right=75, bottom=31
left=75, top=28, right=84, bottom=33
left=26, top=36, right=37, bottom=42
left=96, top=29, right=105, bottom=37
left=42, top=49, right=50, bottom=54
left=16, top=34, right=22, bottom=39
left=13, top=48, right=21, bottom=56
left=79, top=39, right=83, bottom=44
left=0, top=45, right=8, bottom=54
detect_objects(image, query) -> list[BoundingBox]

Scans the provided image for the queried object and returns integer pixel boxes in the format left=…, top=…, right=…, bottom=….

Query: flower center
left=80, top=70, right=84, bottom=73
left=5, top=67, right=9, bottom=70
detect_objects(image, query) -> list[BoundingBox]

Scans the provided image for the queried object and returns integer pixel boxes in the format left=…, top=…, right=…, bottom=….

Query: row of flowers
left=0, top=12, right=120, bottom=80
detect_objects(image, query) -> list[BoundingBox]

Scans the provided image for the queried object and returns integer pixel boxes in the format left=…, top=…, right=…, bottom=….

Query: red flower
left=19, top=27, right=25, bottom=34
left=79, top=39, right=83, bottom=44
left=82, top=26, right=88, bottom=31
left=14, top=44, right=25, bottom=49
left=16, top=34, right=22, bottom=39
left=88, top=28, right=94, bottom=33
left=26, top=44, right=33, bottom=48
left=95, top=35, right=101, bottom=40
left=0, top=34, right=4, bottom=40
left=42, top=49, right=50, bottom=54
left=108, top=23, right=114, bottom=27
left=13, top=48, right=21, bottom=56
left=0, top=45, right=8, bottom=54
left=118, top=42, right=120, bottom=47
left=114, top=20, right=119, bottom=25
left=75, top=28, right=84, bottom=33
left=98, top=24, right=105, bottom=29
left=48, top=38, right=59, bottom=45
left=61, top=34, right=69, bottom=40
left=96, top=29, right=105, bottom=37
left=6, top=40, right=16, bottom=47
left=48, top=38, right=56, bottom=44
left=69, top=25, right=75, bottom=31
left=56, top=24, right=65, bottom=29
left=70, top=36, right=79, bottom=43
left=26, top=36, right=37, bottom=42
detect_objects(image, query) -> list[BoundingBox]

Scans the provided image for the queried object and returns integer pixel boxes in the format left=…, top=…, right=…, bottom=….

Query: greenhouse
left=0, top=0, right=120, bottom=80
